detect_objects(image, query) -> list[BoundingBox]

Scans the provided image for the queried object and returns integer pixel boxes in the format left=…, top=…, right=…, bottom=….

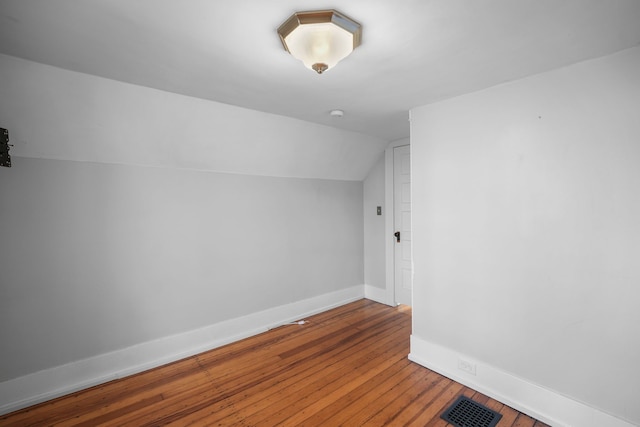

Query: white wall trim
left=0, top=286, right=364, bottom=416
left=364, top=284, right=388, bottom=305
left=384, top=138, right=410, bottom=307
left=409, top=335, right=635, bottom=427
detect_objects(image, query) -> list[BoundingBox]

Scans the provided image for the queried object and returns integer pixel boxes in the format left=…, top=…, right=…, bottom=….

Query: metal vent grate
left=441, top=396, right=502, bottom=427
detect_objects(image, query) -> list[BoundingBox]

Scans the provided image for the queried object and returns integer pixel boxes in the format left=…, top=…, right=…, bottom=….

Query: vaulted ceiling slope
left=1, top=0, right=640, bottom=142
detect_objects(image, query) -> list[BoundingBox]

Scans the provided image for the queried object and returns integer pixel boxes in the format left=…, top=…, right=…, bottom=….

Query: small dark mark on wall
left=1, top=127, right=12, bottom=168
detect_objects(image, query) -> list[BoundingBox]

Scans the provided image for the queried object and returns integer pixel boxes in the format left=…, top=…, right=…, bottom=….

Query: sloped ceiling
left=1, top=0, right=640, bottom=142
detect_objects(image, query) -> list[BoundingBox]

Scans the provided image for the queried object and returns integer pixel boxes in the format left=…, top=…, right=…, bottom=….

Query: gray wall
left=0, top=54, right=377, bottom=386
left=410, top=45, right=640, bottom=424
left=363, top=153, right=386, bottom=290
left=0, top=157, right=363, bottom=382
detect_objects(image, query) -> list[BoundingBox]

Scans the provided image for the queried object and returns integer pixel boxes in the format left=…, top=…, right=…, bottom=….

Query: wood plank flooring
left=1, top=299, right=550, bottom=426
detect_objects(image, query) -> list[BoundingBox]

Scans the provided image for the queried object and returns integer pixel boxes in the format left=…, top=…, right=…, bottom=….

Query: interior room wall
left=409, top=45, right=640, bottom=426
left=0, top=53, right=382, bottom=411
left=363, top=153, right=385, bottom=299
left=0, top=157, right=364, bottom=382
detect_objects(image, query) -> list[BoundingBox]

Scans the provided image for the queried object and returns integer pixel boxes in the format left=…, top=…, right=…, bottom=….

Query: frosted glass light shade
left=277, top=10, right=362, bottom=74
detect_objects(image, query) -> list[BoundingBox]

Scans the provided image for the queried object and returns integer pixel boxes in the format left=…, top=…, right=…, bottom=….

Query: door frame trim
left=384, top=138, right=410, bottom=306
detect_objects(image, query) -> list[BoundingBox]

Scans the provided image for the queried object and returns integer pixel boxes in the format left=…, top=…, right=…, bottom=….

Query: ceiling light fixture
left=277, top=9, right=362, bottom=74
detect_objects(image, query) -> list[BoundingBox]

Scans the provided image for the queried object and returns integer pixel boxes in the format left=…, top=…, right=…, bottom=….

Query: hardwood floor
left=1, top=299, right=550, bottom=426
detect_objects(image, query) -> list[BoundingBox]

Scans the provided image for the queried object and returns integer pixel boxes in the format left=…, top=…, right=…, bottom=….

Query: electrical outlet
left=458, top=358, right=476, bottom=375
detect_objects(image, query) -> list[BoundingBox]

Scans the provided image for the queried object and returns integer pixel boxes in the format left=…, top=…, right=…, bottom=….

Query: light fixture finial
left=312, top=63, right=329, bottom=74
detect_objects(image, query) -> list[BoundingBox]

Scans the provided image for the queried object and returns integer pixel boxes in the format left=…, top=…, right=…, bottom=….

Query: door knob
left=394, top=231, right=401, bottom=243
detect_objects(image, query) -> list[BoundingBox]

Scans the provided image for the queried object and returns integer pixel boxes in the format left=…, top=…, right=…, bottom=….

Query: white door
left=394, top=145, right=412, bottom=306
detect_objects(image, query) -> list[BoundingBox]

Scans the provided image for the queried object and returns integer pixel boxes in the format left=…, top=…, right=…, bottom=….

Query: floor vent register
left=440, top=395, right=503, bottom=427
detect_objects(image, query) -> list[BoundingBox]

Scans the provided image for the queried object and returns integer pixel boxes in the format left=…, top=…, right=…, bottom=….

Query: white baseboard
left=409, top=335, right=635, bottom=427
left=364, top=284, right=392, bottom=305
left=0, top=286, right=364, bottom=416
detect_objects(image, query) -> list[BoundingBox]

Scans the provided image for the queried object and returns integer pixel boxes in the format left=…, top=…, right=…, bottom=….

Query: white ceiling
left=1, top=0, right=640, bottom=142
